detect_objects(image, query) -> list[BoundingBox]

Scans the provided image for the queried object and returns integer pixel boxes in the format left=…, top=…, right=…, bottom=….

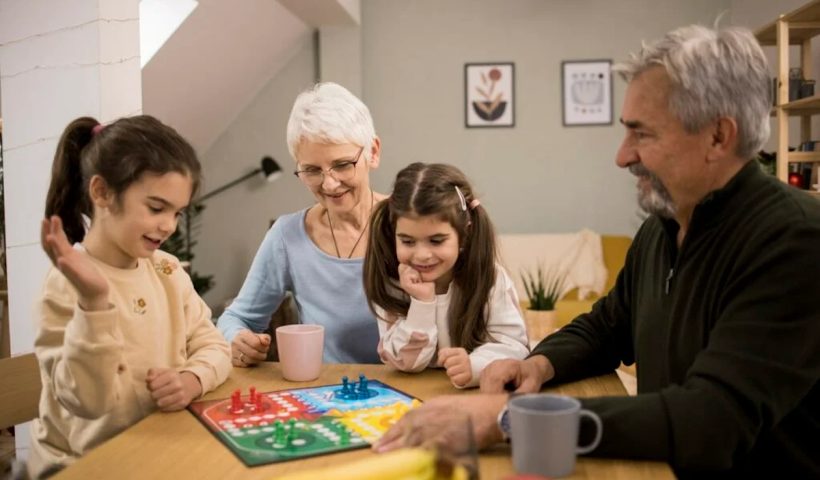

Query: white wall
left=196, top=0, right=805, bottom=309
left=0, top=0, right=141, bottom=458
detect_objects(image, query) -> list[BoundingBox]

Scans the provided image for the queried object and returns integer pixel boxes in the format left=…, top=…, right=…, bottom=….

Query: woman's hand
left=41, top=216, right=109, bottom=311
left=146, top=368, right=202, bottom=411
left=398, top=264, right=435, bottom=302
left=231, top=329, right=271, bottom=367
left=438, top=347, right=472, bottom=387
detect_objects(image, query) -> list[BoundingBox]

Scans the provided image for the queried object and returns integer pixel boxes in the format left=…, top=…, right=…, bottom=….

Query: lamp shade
left=261, top=156, right=282, bottom=182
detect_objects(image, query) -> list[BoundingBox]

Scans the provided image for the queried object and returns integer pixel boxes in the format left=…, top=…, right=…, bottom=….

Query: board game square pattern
left=188, top=376, right=421, bottom=466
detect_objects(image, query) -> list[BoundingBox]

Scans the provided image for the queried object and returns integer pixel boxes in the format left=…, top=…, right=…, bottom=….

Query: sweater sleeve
left=375, top=299, right=439, bottom=372
left=178, top=272, right=231, bottom=395
left=533, top=221, right=820, bottom=472
left=218, top=223, right=291, bottom=342
left=529, top=244, right=636, bottom=383
left=465, top=267, right=530, bottom=388
left=35, top=271, right=125, bottom=419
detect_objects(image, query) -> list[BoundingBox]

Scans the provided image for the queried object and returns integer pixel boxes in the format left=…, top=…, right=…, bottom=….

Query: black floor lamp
left=196, top=156, right=282, bottom=203
left=182, top=156, right=283, bottom=271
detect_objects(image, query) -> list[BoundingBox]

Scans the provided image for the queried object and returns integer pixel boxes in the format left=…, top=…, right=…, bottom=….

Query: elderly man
left=375, top=24, right=820, bottom=478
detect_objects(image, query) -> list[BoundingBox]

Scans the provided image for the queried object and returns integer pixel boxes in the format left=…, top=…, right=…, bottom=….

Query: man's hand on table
left=373, top=394, right=509, bottom=453
left=479, top=356, right=554, bottom=393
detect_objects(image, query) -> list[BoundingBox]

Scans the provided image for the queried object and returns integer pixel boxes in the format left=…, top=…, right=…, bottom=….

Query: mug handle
left=576, top=409, right=603, bottom=455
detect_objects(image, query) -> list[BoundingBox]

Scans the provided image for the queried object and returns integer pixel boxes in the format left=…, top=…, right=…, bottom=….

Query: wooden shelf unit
left=755, top=0, right=820, bottom=192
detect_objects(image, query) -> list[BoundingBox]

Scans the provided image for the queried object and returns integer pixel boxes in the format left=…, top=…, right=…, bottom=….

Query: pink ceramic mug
left=275, top=324, right=324, bottom=381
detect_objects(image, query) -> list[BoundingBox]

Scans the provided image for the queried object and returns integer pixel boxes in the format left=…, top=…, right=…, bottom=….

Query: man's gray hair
left=614, top=24, right=770, bottom=160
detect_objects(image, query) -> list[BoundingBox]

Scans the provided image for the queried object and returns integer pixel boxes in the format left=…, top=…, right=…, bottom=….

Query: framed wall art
left=465, top=62, right=515, bottom=128
left=561, top=59, right=612, bottom=126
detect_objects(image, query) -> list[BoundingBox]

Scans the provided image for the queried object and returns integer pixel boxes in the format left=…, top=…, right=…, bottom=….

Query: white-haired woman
left=218, top=83, right=387, bottom=366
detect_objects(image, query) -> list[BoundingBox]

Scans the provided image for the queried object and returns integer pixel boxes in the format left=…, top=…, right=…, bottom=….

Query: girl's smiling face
left=93, top=171, right=192, bottom=268
left=395, top=214, right=461, bottom=293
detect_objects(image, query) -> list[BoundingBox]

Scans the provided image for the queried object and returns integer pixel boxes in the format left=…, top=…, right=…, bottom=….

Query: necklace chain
left=326, top=189, right=374, bottom=259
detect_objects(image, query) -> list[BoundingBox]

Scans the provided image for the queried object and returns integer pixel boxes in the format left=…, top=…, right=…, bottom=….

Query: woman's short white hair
left=613, top=24, right=770, bottom=160
left=286, top=82, right=376, bottom=162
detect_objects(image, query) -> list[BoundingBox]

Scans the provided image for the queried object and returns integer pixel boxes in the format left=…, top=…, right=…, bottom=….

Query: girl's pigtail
left=451, top=199, right=497, bottom=351
left=45, top=117, right=97, bottom=244
left=363, top=199, right=408, bottom=319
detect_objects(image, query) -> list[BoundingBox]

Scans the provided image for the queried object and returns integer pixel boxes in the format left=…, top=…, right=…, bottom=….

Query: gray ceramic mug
left=509, top=394, right=603, bottom=478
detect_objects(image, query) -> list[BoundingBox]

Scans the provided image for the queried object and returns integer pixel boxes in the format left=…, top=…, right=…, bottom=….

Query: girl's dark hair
left=363, top=162, right=498, bottom=352
left=45, top=115, right=201, bottom=243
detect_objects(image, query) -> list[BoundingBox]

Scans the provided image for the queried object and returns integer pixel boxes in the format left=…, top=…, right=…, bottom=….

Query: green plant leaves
left=521, top=265, right=566, bottom=311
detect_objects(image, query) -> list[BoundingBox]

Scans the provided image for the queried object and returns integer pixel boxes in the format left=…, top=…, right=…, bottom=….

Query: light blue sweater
left=217, top=208, right=380, bottom=364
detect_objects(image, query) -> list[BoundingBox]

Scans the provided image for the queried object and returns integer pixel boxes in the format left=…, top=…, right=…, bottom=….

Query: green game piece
left=286, top=418, right=296, bottom=447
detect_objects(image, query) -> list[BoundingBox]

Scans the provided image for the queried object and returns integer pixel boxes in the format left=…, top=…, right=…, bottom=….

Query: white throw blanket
left=498, top=229, right=608, bottom=301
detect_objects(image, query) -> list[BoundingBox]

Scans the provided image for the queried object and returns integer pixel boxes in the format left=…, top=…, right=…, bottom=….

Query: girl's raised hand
left=398, top=263, right=435, bottom=302
left=438, top=347, right=472, bottom=387
left=41, top=216, right=109, bottom=311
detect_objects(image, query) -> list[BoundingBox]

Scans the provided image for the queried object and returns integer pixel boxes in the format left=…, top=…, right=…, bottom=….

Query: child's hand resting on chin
left=398, top=263, right=435, bottom=302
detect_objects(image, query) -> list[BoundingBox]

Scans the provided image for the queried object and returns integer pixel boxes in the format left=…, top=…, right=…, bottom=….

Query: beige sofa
left=498, top=233, right=632, bottom=327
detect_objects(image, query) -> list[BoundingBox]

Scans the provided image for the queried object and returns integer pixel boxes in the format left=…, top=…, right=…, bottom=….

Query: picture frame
left=561, top=59, right=613, bottom=126
left=465, top=62, right=515, bottom=128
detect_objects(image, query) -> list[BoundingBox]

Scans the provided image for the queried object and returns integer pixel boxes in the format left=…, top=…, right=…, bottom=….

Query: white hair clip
left=454, top=186, right=467, bottom=211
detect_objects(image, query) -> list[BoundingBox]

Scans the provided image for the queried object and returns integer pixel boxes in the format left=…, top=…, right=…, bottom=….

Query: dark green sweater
left=531, top=162, right=820, bottom=478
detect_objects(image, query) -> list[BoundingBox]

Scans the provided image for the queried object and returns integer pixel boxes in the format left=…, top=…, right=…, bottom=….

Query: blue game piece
left=342, top=375, right=350, bottom=393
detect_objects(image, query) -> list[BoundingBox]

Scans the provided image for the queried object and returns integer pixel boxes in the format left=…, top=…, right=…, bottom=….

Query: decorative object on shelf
left=464, top=62, right=515, bottom=128
left=788, top=170, right=804, bottom=188
left=561, top=59, right=613, bottom=126
left=755, top=0, right=820, bottom=185
left=789, top=67, right=803, bottom=102
left=800, top=79, right=816, bottom=98
left=162, top=156, right=283, bottom=294
left=521, top=265, right=567, bottom=346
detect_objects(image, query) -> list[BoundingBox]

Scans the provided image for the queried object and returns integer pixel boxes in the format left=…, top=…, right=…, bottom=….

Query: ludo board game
left=188, top=375, right=421, bottom=466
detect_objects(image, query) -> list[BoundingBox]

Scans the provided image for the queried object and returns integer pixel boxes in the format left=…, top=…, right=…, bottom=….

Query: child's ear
left=88, top=175, right=115, bottom=208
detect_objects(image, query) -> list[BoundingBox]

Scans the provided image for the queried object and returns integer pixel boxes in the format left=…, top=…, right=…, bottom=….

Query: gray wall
left=197, top=0, right=796, bottom=309
left=196, top=38, right=316, bottom=307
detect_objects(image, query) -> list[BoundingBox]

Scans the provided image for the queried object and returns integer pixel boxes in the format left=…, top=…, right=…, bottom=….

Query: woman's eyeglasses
left=294, top=147, right=364, bottom=186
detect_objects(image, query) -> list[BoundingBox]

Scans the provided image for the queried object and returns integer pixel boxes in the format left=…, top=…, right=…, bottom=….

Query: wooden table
left=54, top=363, right=673, bottom=479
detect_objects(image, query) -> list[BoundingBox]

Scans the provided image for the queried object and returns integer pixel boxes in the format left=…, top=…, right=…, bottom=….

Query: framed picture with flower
left=465, top=62, right=515, bottom=128
left=561, top=59, right=613, bottom=126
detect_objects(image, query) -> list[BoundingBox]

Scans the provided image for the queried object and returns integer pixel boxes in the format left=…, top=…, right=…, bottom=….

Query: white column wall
left=0, top=0, right=141, bottom=458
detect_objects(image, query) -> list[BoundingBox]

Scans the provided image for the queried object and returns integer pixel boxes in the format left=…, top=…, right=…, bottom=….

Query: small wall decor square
left=465, top=62, right=515, bottom=128
left=562, top=60, right=613, bottom=126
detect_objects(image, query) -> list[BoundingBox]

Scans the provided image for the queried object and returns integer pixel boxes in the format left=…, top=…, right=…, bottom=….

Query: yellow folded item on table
left=275, top=447, right=470, bottom=480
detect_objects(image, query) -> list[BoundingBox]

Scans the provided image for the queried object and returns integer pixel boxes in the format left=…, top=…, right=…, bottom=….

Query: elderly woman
left=218, top=83, right=386, bottom=366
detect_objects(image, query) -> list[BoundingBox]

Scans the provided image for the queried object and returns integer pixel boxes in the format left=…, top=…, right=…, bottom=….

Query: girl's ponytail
left=363, top=199, right=408, bottom=319
left=45, top=117, right=97, bottom=244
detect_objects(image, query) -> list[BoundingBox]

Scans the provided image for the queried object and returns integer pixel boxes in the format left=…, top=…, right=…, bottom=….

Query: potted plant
left=521, top=265, right=566, bottom=346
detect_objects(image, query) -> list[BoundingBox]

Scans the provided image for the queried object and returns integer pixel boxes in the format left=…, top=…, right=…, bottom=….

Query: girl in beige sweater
left=29, top=116, right=231, bottom=478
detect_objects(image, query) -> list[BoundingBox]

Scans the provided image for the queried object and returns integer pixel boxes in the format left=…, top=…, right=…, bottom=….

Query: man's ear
left=707, top=117, right=739, bottom=163
left=367, top=136, right=382, bottom=169
left=88, top=175, right=115, bottom=208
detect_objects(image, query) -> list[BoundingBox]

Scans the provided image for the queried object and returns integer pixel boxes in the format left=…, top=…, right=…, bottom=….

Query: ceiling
left=141, top=0, right=310, bottom=154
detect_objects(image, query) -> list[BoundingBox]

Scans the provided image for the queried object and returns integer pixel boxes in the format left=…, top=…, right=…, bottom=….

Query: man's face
left=615, top=67, right=712, bottom=218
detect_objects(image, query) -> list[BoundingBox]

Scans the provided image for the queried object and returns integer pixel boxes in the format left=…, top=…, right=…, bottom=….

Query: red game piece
left=250, top=386, right=257, bottom=403
left=230, top=389, right=241, bottom=414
